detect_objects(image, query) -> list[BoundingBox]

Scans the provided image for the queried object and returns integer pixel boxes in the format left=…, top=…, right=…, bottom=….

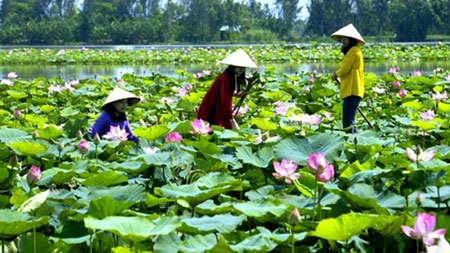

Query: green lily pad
left=84, top=215, right=181, bottom=242
left=0, top=209, right=49, bottom=240
left=6, top=140, right=48, bottom=156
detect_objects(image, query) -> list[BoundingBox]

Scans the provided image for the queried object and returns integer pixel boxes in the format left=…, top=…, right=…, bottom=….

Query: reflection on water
left=1, top=60, right=450, bottom=80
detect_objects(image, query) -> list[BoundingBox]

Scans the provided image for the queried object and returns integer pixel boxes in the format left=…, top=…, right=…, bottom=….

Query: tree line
left=0, top=0, right=448, bottom=45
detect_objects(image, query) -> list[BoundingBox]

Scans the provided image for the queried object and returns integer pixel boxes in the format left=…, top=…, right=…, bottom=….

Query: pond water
left=1, top=60, right=450, bottom=81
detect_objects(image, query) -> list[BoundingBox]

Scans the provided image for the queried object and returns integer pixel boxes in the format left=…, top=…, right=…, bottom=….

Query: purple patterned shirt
left=89, top=111, right=138, bottom=143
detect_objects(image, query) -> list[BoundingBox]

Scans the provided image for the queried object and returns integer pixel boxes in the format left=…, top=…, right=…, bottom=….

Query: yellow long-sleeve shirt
left=335, top=46, right=364, bottom=99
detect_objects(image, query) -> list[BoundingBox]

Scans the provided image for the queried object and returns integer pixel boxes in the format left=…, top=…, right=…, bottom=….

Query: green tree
left=274, top=0, right=300, bottom=39
left=388, top=0, right=433, bottom=41
left=306, top=0, right=355, bottom=37
left=428, top=0, right=450, bottom=35
left=180, top=0, right=222, bottom=42
left=160, top=0, right=183, bottom=42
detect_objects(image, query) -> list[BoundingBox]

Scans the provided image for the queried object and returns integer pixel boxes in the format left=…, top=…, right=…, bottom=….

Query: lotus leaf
left=153, top=232, right=181, bottom=253
left=87, top=196, right=136, bottom=219
left=274, top=133, right=343, bottom=164
left=0, top=127, right=29, bottom=142
left=36, top=124, right=64, bottom=140
left=233, top=199, right=287, bottom=221
left=0, top=209, right=49, bottom=240
left=134, top=125, right=169, bottom=140
left=80, top=170, right=128, bottom=187
left=313, top=213, right=380, bottom=241
left=235, top=146, right=274, bottom=168
left=85, top=215, right=181, bottom=242
left=181, top=214, right=245, bottom=233
left=19, top=190, right=50, bottom=213
left=7, top=140, right=48, bottom=156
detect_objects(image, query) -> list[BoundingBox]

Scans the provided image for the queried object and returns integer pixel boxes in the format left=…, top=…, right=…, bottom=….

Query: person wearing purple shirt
left=89, top=87, right=140, bottom=143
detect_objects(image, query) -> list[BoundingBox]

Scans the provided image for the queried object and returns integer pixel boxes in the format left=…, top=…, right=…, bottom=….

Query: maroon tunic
left=197, top=71, right=234, bottom=129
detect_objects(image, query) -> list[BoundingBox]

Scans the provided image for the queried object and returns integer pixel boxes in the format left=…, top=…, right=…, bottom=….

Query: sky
left=72, top=0, right=310, bottom=20
left=251, top=0, right=309, bottom=20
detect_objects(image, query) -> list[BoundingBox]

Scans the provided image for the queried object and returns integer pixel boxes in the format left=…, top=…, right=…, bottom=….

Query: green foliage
left=0, top=49, right=449, bottom=252
left=0, top=0, right=449, bottom=44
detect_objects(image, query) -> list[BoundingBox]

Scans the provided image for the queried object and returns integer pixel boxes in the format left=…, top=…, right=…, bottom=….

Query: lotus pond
left=1, top=45, right=450, bottom=253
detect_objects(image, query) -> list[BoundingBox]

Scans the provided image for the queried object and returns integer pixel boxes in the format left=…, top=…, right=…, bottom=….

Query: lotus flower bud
left=9, top=154, right=19, bottom=167
left=58, top=141, right=65, bottom=152
left=13, top=110, right=21, bottom=118
left=416, top=193, right=423, bottom=207
left=32, top=130, right=39, bottom=139
left=26, top=165, right=41, bottom=185
left=77, top=130, right=84, bottom=139
left=93, top=134, right=101, bottom=145
left=288, top=207, right=301, bottom=225
left=78, top=140, right=89, bottom=154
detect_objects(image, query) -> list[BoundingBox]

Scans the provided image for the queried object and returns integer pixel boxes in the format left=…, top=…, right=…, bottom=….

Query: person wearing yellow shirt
left=331, top=24, right=365, bottom=133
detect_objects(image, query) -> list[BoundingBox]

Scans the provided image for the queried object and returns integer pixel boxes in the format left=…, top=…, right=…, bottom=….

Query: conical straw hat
left=219, top=49, right=257, bottom=68
left=331, top=24, right=365, bottom=46
left=101, top=87, right=140, bottom=110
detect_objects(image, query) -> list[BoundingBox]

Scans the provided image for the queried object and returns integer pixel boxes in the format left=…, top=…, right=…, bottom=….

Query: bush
left=242, top=29, right=279, bottom=44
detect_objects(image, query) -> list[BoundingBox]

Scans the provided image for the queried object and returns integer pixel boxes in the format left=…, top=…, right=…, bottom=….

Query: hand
left=332, top=72, right=338, bottom=81
left=230, top=119, right=240, bottom=130
left=234, top=91, right=246, bottom=97
left=247, top=72, right=260, bottom=84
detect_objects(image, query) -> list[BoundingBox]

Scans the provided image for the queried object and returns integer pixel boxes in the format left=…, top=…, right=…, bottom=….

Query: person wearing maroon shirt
left=89, top=87, right=140, bottom=143
left=197, top=49, right=257, bottom=129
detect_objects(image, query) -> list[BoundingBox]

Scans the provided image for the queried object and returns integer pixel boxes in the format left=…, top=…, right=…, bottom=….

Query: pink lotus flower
left=432, top=91, right=448, bottom=101
left=289, top=113, right=322, bottom=125
left=175, top=87, right=187, bottom=97
left=413, top=70, right=422, bottom=76
left=389, top=66, right=399, bottom=74
left=185, top=83, right=193, bottom=90
left=274, top=101, right=288, bottom=116
left=316, top=163, right=335, bottom=182
left=401, top=213, right=446, bottom=246
left=1, top=79, right=14, bottom=86
left=143, top=147, right=159, bottom=154
left=255, top=130, right=280, bottom=144
left=102, top=125, right=129, bottom=142
left=48, top=85, right=63, bottom=93
left=406, top=145, right=435, bottom=162
left=392, top=80, right=401, bottom=88
left=7, top=72, right=18, bottom=79
left=165, top=131, right=182, bottom=142
left=303, top=86, right=311, bottom=94
left=26, top=165, right=41, bottom=185
left=426, top=235, right=450, bottom=253
left=399, top=88, right=407, bottom=97
left=307, top=153, right=328, bottom=174
left=236, top=104, right=249, bottom=117
left=190, top=119, right=211, bottom=135
left=272, top=159, right=300, bottom=184
left=372, top=87, right=386, bottom=94
left=66, top=79, right=80, bottom=87
left=420, top=109, right=435, bottom=121
left=446, top=74, right=450, bottom=82
left=78, top=140, right=90, bottom=153
left=160, top=97, right=175, bottom=105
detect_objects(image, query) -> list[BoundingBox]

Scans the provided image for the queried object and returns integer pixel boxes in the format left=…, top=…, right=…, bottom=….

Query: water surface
left=2, top=61, right=449, bottom=81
